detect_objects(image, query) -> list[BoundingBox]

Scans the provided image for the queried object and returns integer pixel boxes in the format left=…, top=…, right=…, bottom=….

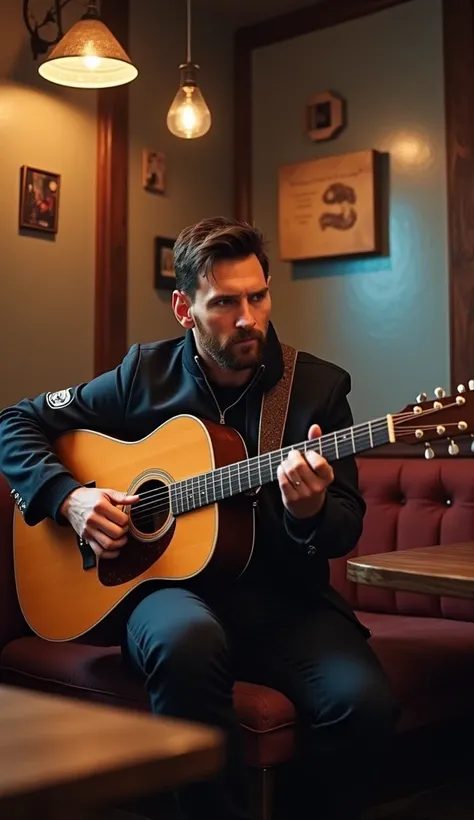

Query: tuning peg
left=434, top=387, right=446, bottom=398
left=471, top=434, right=474, bottom=453
left=424, top=443, right=435, bottom=459
left=416, top=392, right=428, bottom=403
left=458, top=384, right=466, bottom=393
left=469, top=380, right=474, bottom=391
left=448, top=440, right=460, bottom=456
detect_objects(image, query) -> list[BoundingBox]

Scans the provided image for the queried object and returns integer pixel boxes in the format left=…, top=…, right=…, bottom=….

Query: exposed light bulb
left=83, top=54, right=101, bottom=70
left=167, top=63, right=211, bottom=140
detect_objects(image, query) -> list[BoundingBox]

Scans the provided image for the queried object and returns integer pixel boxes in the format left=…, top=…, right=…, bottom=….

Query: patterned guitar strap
left=259, top=343, right=298, bottom=461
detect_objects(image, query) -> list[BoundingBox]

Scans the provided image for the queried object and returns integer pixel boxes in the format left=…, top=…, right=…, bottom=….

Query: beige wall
left=128, top=1, right=234, bottom=345
left=0, top=1, right=234, bottom=409
left=0, top=1, right=97, bottom=407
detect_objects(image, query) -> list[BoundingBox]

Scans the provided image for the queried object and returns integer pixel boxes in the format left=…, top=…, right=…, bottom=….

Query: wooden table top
left=347, top=542, right=474, bottom=599
left=0, top=685, right=223, bottom=818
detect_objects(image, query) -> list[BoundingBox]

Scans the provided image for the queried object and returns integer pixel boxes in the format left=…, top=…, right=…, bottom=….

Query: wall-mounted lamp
left=166, top=0, right=211, bottom=139
left=23, top=0, right=138, bottom=89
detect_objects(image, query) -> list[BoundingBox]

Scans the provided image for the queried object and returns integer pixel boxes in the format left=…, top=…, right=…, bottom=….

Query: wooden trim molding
left=442, top=0, right=474, bottom=390
left=95, top=0, right=129, bottom=376
left=233, top=0, right=413, bottom=222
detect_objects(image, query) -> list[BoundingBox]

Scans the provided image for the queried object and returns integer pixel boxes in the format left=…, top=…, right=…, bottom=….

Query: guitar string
left=132, top=415, right=389, bottom=508
left=129, top=407, right=466, bottom=525
left=131, top=408, right=462, bottom=514
left=130, top=417, right=394, bottom=524
left=131, top=416, right=465, bottom=525
left=131, top=403, right=462, bottom=505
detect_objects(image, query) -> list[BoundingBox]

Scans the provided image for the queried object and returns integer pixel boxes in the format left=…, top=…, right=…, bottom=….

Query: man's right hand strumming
left=59, top=488, right=140, bottom=560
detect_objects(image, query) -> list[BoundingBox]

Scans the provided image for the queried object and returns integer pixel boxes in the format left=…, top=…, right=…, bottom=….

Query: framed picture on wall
left=143, top=149, right=166, bottom=194
left=154, top=236, right=176, bottom=290
left=279, top=149, right=386, bottom=260
left=306, top=91, right=346, bottom=143
left=18, top=166, right=60, bottom=234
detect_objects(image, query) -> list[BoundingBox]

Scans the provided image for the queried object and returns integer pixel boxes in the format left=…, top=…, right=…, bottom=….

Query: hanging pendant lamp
left=38, top=1, right=138, bottom=89
left=166, top=0, right=211, bottom=139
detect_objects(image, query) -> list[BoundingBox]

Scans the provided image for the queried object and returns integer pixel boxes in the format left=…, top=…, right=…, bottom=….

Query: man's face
left=188, top=254, right=271, bottom=371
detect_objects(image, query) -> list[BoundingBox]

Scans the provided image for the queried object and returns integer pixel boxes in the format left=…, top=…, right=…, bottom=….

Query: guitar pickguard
left=98, top=521, right=176, bottom=587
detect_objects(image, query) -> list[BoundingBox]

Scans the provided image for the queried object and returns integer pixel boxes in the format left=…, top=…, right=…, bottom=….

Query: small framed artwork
left=306, top=91, right=346, bottom=143
left=154, top=236, right=176, bottom=290
left=143, top=149, right=166, bottom=194
left=19, top=166, right=60, bottom=234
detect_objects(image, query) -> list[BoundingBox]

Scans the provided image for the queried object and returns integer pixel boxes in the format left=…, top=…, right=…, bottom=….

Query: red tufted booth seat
left=331, top=455, right=474, bottom=732
left=2, top=451, right=474, bottom=813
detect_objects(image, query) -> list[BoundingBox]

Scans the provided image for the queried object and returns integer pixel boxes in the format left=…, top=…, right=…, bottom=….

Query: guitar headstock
left=393, top=382, right=474, bottom=458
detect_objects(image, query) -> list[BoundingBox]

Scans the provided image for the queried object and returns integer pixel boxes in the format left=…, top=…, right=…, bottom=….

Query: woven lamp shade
left=38, top=18, right=138, bottom=89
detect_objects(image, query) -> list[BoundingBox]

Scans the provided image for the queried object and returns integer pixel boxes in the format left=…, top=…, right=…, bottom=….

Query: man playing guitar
left=0, top=217, right=397, bottom=820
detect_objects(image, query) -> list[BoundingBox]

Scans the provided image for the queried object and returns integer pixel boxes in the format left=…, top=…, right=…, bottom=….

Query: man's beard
left=194, top=316, right=267, bottom=371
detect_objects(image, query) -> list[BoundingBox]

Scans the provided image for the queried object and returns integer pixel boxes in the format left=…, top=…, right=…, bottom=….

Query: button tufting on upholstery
left=446, top=499, right=452, bottom=506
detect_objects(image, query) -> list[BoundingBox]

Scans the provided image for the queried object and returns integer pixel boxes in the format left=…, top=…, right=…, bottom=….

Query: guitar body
left=14, top=415, right=254, bottom=642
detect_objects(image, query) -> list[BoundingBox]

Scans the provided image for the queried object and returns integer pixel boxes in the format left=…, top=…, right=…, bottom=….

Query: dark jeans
left=123, top=582, right=398, bottom=820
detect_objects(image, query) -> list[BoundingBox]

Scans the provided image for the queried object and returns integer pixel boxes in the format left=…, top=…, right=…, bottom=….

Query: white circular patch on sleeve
left=46, top=389, right=74, bottom=409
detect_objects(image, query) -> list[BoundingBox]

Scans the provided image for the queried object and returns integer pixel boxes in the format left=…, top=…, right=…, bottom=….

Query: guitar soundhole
left=131, top=478, right=170, bottom=536
left=98, top=476, right=176, bottom=588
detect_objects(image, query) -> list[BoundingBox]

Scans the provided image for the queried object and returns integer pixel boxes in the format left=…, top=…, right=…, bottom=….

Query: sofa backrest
left=0, top=473, right=29, bottom=651
left=331, top=455, right=474, bottom=621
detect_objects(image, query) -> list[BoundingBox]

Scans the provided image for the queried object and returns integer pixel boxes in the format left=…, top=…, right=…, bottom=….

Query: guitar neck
left=170, top=415, right=392, bottom=516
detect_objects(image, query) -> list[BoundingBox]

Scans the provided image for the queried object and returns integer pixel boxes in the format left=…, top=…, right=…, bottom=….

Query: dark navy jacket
left=0, top=324, right=366, bottom=621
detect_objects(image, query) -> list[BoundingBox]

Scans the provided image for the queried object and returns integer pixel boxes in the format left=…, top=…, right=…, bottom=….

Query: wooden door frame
left=94, top=0, right=129, bottom=376
left=232, top=0, right=474, bottom=391
left=442, top=0, right=474, bottom=389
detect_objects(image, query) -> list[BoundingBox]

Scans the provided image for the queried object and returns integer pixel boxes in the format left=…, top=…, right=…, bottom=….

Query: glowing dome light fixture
left=37, top=1, right=138, bottom=89
left=166, top=0, right=211, bottom=139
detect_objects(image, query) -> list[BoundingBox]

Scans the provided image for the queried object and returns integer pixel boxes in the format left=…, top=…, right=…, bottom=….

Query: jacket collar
left=183, top=321, right=284, bottom=392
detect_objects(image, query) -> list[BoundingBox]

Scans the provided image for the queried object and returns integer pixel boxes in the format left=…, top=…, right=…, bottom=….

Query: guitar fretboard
left=169, top=416, right=391, bottom=516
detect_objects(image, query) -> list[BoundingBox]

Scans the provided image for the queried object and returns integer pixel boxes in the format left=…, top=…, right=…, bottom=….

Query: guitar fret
left=338, top=431, right=352, bottom=458
left=369, top=421, right=374, bottom=449
left=334, top=432, right=339, bottom=459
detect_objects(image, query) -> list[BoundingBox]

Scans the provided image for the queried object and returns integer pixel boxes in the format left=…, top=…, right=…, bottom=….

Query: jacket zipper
left=194, top=355, right=265, bottom=424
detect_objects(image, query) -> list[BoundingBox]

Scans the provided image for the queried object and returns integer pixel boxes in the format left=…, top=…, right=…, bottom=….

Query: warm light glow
left=393, top=135, right=432, bottom=167
left=382, top=130, right=434, bottom=172
left=83, top=55, right=101, bottom=70
left=167, top=84, right=211, bottom=140
left=38, top=17, right=138, bottom=89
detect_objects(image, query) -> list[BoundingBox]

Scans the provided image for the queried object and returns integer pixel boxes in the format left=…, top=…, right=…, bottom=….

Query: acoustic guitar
left=13, top=385, right=474, bottom=641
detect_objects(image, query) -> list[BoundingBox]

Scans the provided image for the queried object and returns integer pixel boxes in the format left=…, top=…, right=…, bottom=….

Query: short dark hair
left=173, top=216, right=269, bottom=298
